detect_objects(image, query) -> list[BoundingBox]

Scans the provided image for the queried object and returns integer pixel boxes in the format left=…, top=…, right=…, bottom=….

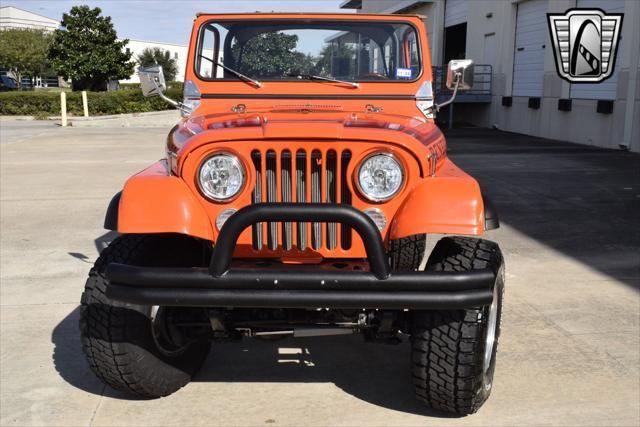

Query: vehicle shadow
left=51, top=307, right=105, bottom=397
left=446, top=128, right=640, bottom=290
left=51, top=307, right=457, bottom=417
left=193, top=334, right=456, bottom=417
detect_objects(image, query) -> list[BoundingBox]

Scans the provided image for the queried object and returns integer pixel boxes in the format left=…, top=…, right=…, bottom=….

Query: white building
left=0, top=6, right=188, bottom=85
left=120, top=39, right=189, bottom=84
left=0, top=5, right=58, bottom=31
left=342, top=0, right=640, bottom=153
left=0, top=6, right=60, bottom=87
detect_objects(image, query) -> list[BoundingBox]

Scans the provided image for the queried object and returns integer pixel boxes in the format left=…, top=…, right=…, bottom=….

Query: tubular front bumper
left=105, top=203, right=497, bottom=309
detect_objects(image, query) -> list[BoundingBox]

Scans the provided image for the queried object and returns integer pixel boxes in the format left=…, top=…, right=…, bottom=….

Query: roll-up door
left=570, top=0, right=625, bottom=100
left=512, top=0, right=547, bottom=97
left=444, top=0, right=467, bottom=28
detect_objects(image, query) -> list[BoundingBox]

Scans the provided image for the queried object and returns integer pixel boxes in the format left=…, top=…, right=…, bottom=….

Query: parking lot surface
left=1, top=120, right=638, bottom=426
left=0, top=119, right=58, bottom=146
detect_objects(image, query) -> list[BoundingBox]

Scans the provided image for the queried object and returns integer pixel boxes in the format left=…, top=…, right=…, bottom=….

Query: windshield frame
left=193, top=18, right=424, bottom=84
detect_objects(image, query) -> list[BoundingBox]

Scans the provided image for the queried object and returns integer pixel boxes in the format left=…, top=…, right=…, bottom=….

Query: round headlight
left=356, top=152, right=404, bottom=202
left=198, top=153, right=245, bottom=201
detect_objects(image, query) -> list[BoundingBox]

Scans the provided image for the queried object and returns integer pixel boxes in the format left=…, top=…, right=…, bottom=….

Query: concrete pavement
left=0, top=119, right=59, bottom=146
left=1, top=121, right=638, bottom=426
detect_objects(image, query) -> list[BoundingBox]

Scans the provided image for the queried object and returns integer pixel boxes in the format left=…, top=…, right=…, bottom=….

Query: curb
left=1, top=110, right=180, bottom=128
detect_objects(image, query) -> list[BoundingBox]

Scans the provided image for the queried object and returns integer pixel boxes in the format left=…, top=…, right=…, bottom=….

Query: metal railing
left=37, top=77, right=60, bottom=88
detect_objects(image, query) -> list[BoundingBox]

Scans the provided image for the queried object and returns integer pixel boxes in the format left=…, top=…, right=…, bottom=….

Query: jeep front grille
left=251, top=149, right=352, bottom=252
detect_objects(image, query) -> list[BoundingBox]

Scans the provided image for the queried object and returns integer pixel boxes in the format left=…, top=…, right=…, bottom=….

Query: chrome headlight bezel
left=197, top=152, right=246, bottom=202
left=355, top=151, right=405, bottom=203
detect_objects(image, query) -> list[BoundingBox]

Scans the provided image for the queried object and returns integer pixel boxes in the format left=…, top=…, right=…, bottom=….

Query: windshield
left=195, top=20, right=421, bottom=83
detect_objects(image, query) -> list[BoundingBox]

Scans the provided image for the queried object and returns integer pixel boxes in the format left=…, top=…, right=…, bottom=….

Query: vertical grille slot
left=311, top=150, right=322, bottom=250
left=280, top=150, right=293, bottom=250
left=249, top=147, right=353, bottom=254
left=341, top=150, right=352, bottom=250
left=326, top=150, right=337, bottom=250
left=251, top=151, right=262, bottom=250
left=296, top=150, right=307, bottom=249
left=266, top=150, right=278, bottom=250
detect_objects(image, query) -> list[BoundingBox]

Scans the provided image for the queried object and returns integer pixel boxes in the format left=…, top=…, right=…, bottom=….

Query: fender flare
left=103, top=162, right=213, bottom=240
left=482, top=194, right=500, bottom=230
left=390, top=178, right=499, bottom=239
left=104, top=191, right=121, bottom=230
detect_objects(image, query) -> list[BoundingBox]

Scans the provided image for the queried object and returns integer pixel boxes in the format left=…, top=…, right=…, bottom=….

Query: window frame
left=193, top=18, right=423, bottom=84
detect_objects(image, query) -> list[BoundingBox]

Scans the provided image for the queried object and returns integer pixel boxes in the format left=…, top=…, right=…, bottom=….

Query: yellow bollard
left=60, top=91, right=67, bottom=127
left=82, top=90, right=89, bottom=117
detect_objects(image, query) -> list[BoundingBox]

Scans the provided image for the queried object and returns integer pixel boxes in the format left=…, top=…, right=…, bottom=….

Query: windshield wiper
left=199, top=55, right=262, bottom=88
left=288, top=73, right=359, bottom=88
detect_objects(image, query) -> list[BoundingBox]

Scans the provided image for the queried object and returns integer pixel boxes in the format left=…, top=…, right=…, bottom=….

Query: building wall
left=351, top=0, right=640, bottom=152
left=121, top=39, right=189, bottom=84
left=0, top=6, right=58, bottom=31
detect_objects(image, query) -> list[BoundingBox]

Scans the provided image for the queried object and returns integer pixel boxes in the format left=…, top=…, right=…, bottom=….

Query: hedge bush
left=0, top=85, right=183, bottom=116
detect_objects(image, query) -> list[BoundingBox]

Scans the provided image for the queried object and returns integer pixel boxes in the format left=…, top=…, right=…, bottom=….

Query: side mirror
left=139, top=65, right=167, bottom=97
left=137, top=65, right=194, bottom=115
left=424, top=59, right=475, bottom=117
left=446, top=59, right=474, bottom=91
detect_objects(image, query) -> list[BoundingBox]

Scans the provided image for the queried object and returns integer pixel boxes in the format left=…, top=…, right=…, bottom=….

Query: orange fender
left=116, top=161, right=213, bottom=240
left=390, top=159, right=486, bottom=238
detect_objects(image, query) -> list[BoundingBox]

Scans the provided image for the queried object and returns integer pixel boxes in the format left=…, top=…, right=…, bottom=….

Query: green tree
left=0, top=29, right=52, bottom=88
left=48, top=5, right=134, bottom=91
left=231, top=32, right=315, bottom=77
left=137, top=47, right=179, bottom=82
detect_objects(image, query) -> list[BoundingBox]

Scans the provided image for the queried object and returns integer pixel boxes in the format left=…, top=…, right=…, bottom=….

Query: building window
left=126, top=47, right=130, bottom=55
left=174, top=52, right=178, bottom=60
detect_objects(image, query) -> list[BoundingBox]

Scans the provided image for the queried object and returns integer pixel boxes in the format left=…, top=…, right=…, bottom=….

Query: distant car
left=0, top=75, right=18, bottom=91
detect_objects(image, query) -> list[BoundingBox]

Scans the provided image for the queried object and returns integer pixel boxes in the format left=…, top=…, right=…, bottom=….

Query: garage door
left=512, top=0, right=547, bottom=97
left=444, top=0, right=467, bottom=28
left=570, top=0, right=625, bottom=100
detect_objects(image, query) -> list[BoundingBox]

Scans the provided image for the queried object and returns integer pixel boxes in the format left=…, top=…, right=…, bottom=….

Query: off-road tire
left=389, top=234, right=426, bottom=270
left=411, top=237, right=504, bottom=415
left=80, top=234, right=211, bottom=398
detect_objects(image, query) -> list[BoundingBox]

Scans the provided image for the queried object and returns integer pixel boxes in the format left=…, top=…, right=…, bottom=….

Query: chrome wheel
left=483, top=280, right=499, bottom=376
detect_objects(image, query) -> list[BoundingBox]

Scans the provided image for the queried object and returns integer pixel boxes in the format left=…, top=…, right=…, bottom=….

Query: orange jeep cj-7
left=81, top=13, right=504, bottom=415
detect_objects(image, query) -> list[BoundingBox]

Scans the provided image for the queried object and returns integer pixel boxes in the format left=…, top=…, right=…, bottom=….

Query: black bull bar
left=105, top=204, right=497, bottom=309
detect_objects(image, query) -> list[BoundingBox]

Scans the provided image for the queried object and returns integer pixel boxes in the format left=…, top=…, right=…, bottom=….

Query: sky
left=6, top=0, right=352, bottom=46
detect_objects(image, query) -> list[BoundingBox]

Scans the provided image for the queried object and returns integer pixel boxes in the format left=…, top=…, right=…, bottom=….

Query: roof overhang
left=378, top=1, right=430, bottom=14
left=340, top=0, right=362, bottom=9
